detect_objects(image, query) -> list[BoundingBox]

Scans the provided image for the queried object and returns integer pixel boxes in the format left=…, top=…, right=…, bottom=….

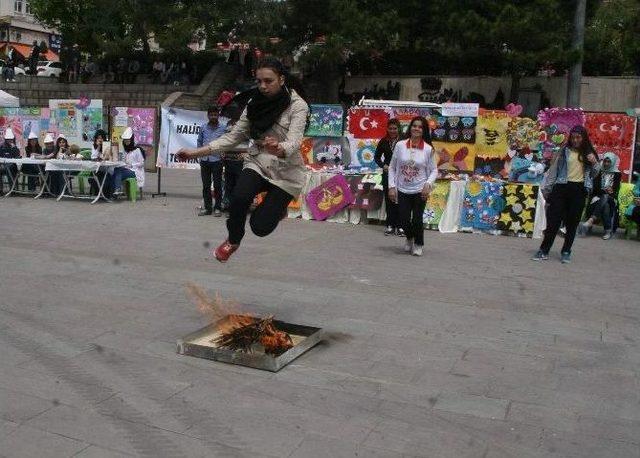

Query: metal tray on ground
left=176, top=318, right=323, bottom=372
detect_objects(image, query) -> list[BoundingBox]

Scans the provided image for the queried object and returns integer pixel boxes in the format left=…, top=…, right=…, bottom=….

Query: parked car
left=37, top=61, right=63, bottom=78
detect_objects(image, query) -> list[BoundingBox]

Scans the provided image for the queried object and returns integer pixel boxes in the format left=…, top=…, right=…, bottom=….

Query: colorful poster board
left=496, top=183, right=538, bottom=235
left=111, top=107, right=157, bottom=149
left=305, top=104, right=344, bottom=137
left=423, top=181, right=450, bottom=226
left=49, top=99, right=103, bottom=149
left=347, top=136, right=379, bottom=169
left=0, top=107, right=50, bottom=153
left=460, top=181, right=504, bottom=230
left=305, top=174, right=355, bottom=220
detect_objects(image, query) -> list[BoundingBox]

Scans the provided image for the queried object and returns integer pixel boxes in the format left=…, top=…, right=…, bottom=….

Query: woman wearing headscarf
left=175, top=57, right=309, bottom=263
left=579, top=152, right=621, bottom=240
left=533, top=126, right=600, bottom=263
left=112, top=127, right=145, bottom=194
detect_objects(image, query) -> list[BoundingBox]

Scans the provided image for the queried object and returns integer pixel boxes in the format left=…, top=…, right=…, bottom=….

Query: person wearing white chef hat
left=0, top=128, right=20, bottom=195
left=112, top=127, right=145, bottom=195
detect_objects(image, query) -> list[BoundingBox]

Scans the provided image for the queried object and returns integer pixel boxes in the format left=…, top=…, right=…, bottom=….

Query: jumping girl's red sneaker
left=213, top=240, right=239, bottom=263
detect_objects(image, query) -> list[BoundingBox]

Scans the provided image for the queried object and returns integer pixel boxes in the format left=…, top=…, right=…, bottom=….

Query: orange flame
left=185, top=283, right=257, bottom=332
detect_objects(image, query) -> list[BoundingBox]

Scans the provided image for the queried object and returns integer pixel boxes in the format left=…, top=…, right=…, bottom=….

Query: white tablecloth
left=438, top=180, right=466, bottom=233
left=0, top=158, right=47, bottom=168
left=532, top=188, right=547, bottom=239
left=44, top=160, right=125, bottom=173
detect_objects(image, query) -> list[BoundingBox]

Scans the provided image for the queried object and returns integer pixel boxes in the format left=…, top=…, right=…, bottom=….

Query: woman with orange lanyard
left=388, top=116, right=438, bottom=256
left=374, top=118, right=403, bottom=236
left=175, top=57, right=309, bottom=263
left=533, top=125, right=600, bottom=263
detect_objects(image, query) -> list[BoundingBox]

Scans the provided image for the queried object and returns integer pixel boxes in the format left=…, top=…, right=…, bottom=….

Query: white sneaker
left=412, top=245, right=423, bottom=256
left=404, top=239, right=413, bottom=253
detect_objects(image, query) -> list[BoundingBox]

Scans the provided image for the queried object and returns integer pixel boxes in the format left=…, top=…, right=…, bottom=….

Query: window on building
left=14, top=0, right=23, bottom=13
left=25, top=1, right=31, bottom=14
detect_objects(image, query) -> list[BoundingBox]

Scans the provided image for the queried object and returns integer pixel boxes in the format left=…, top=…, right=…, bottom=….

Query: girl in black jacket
left=374, top=118, right=403, bottom=236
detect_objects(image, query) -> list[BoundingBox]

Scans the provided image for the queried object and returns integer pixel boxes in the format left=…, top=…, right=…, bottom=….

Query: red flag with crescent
left=347, top=108, right=389, bottom=139
left=585, top=112, right=637, bottom=181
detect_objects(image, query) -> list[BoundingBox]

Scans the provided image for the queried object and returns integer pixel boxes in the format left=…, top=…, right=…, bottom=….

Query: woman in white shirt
left=91, top=130, right=109, bottom=160
left=388, top=117, right=438, bottom=256
left=113, top=127, right=145, bottom=194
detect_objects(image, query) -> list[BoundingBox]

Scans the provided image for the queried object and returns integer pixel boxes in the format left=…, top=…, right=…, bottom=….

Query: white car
left=37, top=61, right=63, bottom=78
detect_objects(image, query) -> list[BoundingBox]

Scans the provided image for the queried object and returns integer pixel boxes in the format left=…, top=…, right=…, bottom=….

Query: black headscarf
left=245, top=86, right=291, bottom=140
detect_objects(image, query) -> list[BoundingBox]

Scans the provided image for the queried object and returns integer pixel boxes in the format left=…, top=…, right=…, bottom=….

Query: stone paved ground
left=1, top=169, right=639, bottom=458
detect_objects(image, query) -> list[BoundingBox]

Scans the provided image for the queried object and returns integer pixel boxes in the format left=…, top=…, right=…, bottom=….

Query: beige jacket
left=207, top=90, right=309, bottom=197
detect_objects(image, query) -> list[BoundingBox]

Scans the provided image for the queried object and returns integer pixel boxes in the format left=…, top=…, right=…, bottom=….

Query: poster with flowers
left=305, top=104, right=344, bottom=137
left=110, top=107, right=157, bottom=149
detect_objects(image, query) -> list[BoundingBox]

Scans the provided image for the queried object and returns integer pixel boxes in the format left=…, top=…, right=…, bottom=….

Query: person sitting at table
left=39, top=133, right=56, bottom=159
left=91, top=130, right=110, bottom=161
left=90, top=130, right=112, bottom=196
left=24, top=131, right=43, bottom=191
left=34, top=132, right=62, bottom=196
left=0, top=128, right=20, bottom=195
left=112, top=127, right=145, bottom=195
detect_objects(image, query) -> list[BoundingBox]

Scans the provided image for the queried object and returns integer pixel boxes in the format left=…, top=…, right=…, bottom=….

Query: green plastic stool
left=77, top=172, right=93, bottom=194
left=123, top=177, right=138, bottom=202
left=624, top=217, right=639, bottom=240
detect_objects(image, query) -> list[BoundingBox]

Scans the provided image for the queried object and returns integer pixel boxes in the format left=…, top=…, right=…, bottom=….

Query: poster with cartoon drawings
left=431, top=115, right=476, bottom=144
left=49, top=99, right=103, bottom=149
left=460, top=181, right=504, bottom=231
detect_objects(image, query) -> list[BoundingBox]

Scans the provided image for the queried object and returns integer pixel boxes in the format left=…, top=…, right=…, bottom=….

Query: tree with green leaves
left=584, top=0, right=640, bottom=75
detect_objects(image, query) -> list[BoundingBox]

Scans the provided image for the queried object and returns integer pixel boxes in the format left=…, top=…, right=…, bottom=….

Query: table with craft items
left=287, top=169, right=553, bottom=239
left=44, top=159, right=126, bottom=204
left=0, top=157, right=52, bottom=199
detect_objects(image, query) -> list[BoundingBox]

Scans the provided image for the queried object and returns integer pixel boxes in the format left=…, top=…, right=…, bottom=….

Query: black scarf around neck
left=246, top=87, right=291, bottom=140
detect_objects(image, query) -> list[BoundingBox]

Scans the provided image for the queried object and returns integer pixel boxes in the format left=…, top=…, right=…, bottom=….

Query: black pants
left=223, top=159, right=244, bottom=208
left=0, top=164, right=17, bottom=194
left=382, top=171, right=399, bottom=228
left=200, top=160, right=223, bottom=211
left=630, top=207, right=640, bottom=225
left=586, top=194, right=614, bottom=231
left=227, top=168, right=293, bottom=245
left=22, top=164, right=41, bottom=191
left=398, top=191, right=426, bottom=246
left=540, top=182, right=586, bottom=254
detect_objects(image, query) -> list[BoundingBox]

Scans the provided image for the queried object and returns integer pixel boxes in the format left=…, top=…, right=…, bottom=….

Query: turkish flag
left=347, top=108, right=389, bottom=139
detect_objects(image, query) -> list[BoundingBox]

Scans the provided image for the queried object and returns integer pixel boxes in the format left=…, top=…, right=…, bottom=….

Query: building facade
left=0, top=0, right=60, bottom=60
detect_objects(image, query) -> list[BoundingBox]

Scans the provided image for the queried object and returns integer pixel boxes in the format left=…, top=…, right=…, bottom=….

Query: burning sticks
left=185, top=283, right=294, bottom=355
left=213, top=315, right=294, bottom=355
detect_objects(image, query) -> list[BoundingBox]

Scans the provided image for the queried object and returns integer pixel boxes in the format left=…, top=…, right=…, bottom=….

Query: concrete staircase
left=162, top=63, right=237, bottom=111
left=0, top=62, right=237, bottom=112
